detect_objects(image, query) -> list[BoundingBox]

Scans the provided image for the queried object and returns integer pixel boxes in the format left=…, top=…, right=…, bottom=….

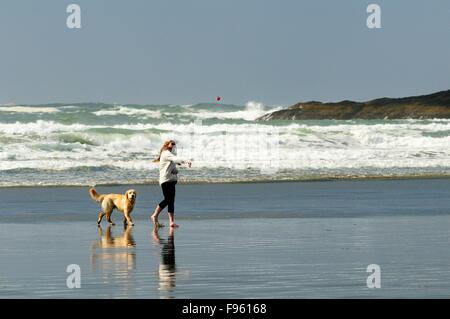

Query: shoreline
left=1, top=172, right=450, bottom=188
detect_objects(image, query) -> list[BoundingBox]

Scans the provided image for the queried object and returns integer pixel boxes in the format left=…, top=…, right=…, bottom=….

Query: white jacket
left=159, top=149, right=186, bottom=185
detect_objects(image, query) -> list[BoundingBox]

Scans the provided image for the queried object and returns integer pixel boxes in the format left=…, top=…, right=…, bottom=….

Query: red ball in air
left=216, top=96, right=221, bottom=102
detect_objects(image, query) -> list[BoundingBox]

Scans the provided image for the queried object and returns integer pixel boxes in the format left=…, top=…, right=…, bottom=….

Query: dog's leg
left=106, top=210, right=115, bottom=226
left=124, top=211, right=134, bottom=227
left=97, top=211, right=106, bottom=225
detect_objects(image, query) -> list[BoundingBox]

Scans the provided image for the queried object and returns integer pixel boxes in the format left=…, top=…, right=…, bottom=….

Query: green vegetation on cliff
left=259, top=90, right=450, bottom=120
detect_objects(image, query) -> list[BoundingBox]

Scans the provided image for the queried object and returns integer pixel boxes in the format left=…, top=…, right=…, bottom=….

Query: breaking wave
left=1, top=103, right=450, bottom=186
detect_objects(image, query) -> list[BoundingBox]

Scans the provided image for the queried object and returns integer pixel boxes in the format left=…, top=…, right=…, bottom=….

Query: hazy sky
left=1, top=0, right=449, bottom=106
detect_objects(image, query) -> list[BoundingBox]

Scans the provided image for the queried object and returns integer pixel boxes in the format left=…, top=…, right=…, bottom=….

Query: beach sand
left=0, top=179, right=450, bottom=298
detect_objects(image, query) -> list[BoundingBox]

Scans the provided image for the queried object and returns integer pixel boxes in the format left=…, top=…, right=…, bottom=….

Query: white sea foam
left=93, top=106, right=161, bottom=118
left=60, top=105, right=81, bottom=109
left=0, top=121, right=91, bottom=135
left=182, top=101, right=281, bottom=121
left=0, top=106, right=60, bottom=113
left=1, top=119, right=450, bottom=173
left=91, top=102, right=271, bottom=121
left=1, top=104, right=450, bottom=185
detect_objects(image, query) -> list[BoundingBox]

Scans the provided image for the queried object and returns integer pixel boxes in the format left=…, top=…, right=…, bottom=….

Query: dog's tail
left=89, top=187, right=105, bottom=203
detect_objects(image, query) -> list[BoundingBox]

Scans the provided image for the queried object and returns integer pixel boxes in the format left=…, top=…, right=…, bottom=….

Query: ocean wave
left=89, top=102, right=278, bottom=121
left=1, top=103, right=450, bottom=186
left=4, top=118, right=450, bottom=136
left=1, top=142, right=450, bottom=172
left=2, top=120, right=450, bottom=169
left=183, top=101, right=279, bottom=121
left=93, top=106, right=162, bottom=118
left=0, top=106, right=60, bottom=113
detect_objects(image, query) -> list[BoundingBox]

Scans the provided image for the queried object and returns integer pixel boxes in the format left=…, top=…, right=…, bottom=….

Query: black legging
left=158, top=181, right=177, bottom=213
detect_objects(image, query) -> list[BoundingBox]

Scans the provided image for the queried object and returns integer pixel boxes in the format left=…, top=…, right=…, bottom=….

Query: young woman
left=151, top=140, right=191, bottom=228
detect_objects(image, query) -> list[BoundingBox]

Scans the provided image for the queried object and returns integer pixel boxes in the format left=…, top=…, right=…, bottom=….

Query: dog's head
left=126, top=189, right=137, bottom=202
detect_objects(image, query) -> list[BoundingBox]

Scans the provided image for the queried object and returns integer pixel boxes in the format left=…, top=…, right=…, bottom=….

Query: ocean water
left=1, top=102, right=450, bottom=186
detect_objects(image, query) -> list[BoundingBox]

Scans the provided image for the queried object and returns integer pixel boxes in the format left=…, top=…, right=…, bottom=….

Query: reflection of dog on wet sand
left=94, top=225, right=136, bottom=249
left=90, top=225, right=136, bottom=274
left=89, top=187, right=136, bottom=226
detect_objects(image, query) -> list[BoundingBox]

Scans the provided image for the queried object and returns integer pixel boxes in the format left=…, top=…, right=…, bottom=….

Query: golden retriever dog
left=89, top=187, right=137, bottom=226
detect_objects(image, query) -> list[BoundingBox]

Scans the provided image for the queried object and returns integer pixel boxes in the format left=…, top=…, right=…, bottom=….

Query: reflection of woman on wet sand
left=152, top=226, right=176, bottom=292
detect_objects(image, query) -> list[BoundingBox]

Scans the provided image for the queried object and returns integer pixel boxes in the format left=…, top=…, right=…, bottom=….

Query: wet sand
left=0, top=179, right=450, bottom=298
